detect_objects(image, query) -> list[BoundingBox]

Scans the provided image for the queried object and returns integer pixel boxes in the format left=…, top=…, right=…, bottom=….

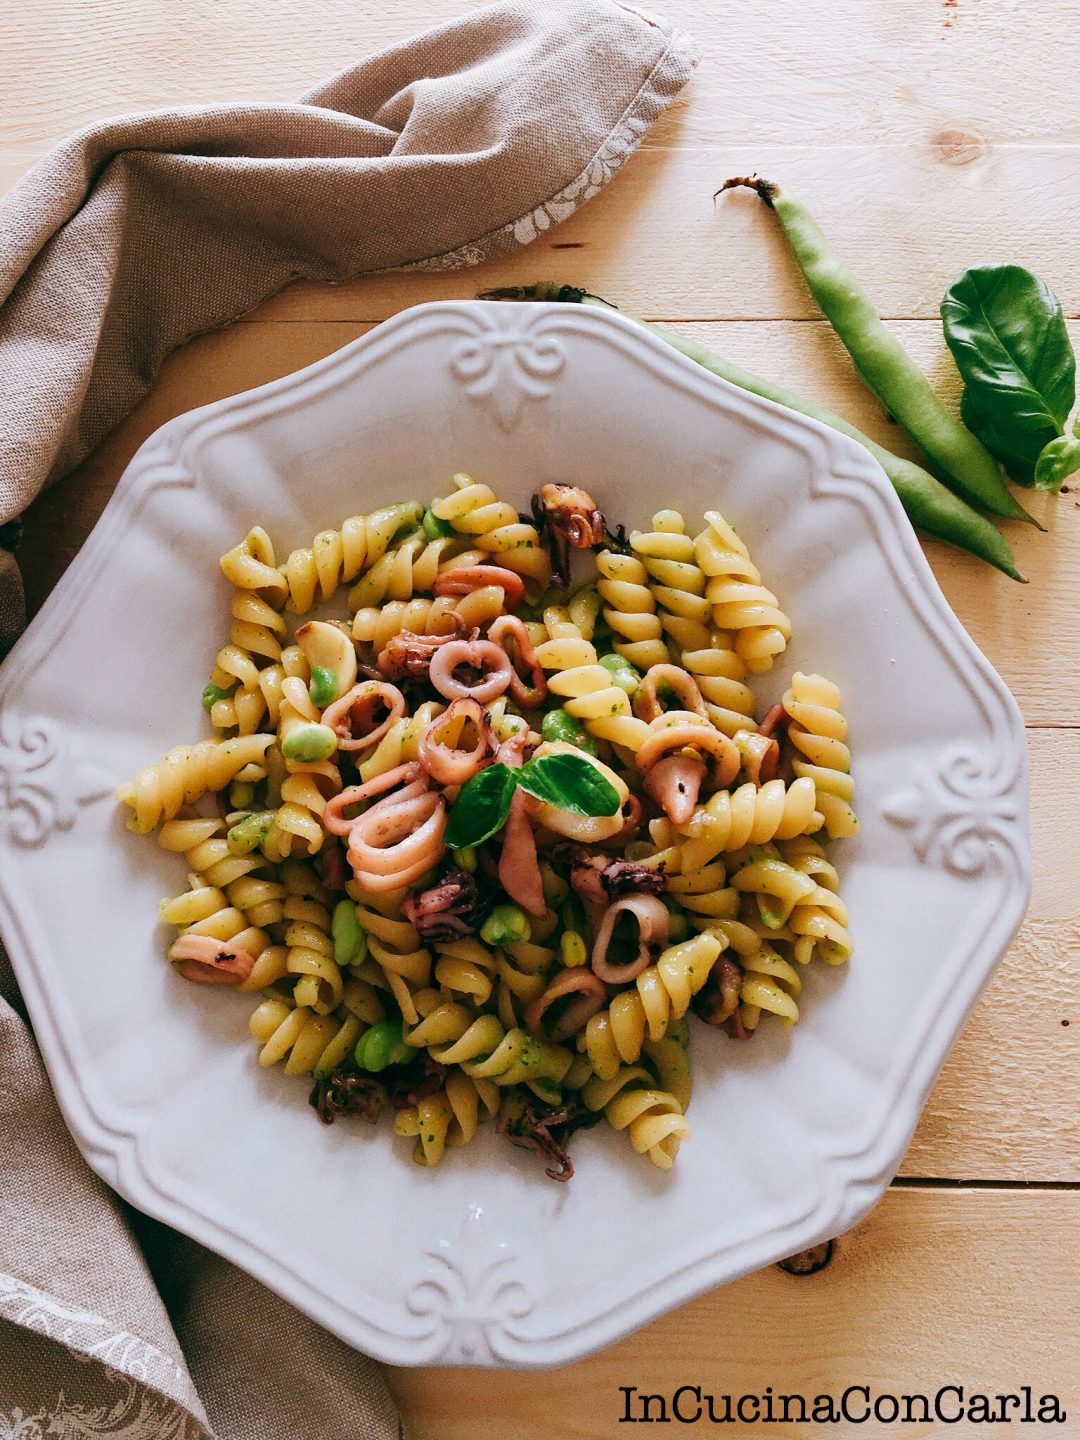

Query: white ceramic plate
left=0, top=301, right=1029, bottom=1367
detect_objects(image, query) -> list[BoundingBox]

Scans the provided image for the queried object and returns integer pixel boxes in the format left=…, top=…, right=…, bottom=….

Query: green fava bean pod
left=718, top=177, right=1036, bottom=529
left=355, top=1020, right=412, bottom=1072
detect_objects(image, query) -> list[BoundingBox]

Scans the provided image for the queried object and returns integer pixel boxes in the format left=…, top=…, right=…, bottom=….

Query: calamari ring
left=487, top=614, right=548, bottom=708
left=591, top=895, right=671, bottom=985
left=635, top=664, right=709, bottom=723
left=321, top=680, right=406, bottom=753
left=322, top=762, right=427, bottom=837
left=433, top=565, right=525, bottom=609
left=418, top=698, right=497, bottom=785
left=346, top=789, right=447, bottom=893
left=734, top=728, right=780, bottom=785
left=429, top=639, right=513, bottom=704
left=168, top=934, right=255, bottom=986
left=524, top=968, right=608, bottom=1041
left=636, top=714, right=740, bottom=789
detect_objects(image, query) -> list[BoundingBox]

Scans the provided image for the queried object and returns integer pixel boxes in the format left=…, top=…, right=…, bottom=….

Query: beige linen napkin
left=0, top=2, right=698, bottom=1434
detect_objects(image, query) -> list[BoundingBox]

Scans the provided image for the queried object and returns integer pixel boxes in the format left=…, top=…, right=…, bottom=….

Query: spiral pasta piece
left=351, top=588, right=506, bottom=649
left=695, top=510, right=790, bottom=673
left=582, top=1065, right=690, bottom=1171
left=595, top=550, right=670, bottom=670
left=207, top=593, right=289, bottom=735
left=432, top=473, right=549, bottom=584
left=782, top=672, right=859, bottom=839
left=788, top=875, right=853, bottom=966
left=278, top=864, right=343, bottom=1015
left=780, top=834, right=841, bottom=891
left=676, top=778, right=822, bottom=869
left=394, top=1071, right=500, bottom=1167
left=211, top=640, right=307, bottom=741
left=351, top=891, right=434, bottom=1024
left=429, top=1013, right=573, bottom=1102
left=583, top=932, right=723, bottom=1077
left=219, top=527, right=288, bottom=606
left=266, top=668, right=340, bottom=857
left=278, top=502, right=423, bottom=613
left=347, top=530, right=460, bottom=610
left=534, top=608, right=650, bottom=753
left=159, top=872, right=270, bottom=965
left=249, top=995, right=364, bottom=1076
left=730, top=845, right=818, bottom=928
left=737, top=944, right=802, bottom=1030
left=434, top=938, right=498, bottom=1006
left=629, top=510, right=713, bottom=654
left=117, top=734, right=275, bottom=831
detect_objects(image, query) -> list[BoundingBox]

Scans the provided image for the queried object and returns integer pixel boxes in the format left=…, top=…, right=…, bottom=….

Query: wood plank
left=901, top=730, right=1080, bottom=1182
left=18, top=318, right=1078, bottom=728
left=385, top=1189, right=1080, bottom=1440
left=2, top=0, right=1075, bottom=198
left=233, top=144, right=1080, bottom=324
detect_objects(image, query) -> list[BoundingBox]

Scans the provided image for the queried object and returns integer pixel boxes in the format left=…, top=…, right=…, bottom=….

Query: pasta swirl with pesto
left=119, top=478, right=855, bottom=1180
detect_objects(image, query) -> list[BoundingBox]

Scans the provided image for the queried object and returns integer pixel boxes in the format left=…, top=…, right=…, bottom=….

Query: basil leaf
left=444, top=763, right=518, bottom=849
left=959, top=390, right=1040, bottom=486
left=1034, top=422, right=1080, bottom=493
left=517, top=752, right=620, bottom=817
left=942, top=265, right=1075, bottom=487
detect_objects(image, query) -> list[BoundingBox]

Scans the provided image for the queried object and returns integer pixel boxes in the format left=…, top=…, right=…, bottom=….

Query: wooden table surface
left=5, top=1, right=1078, bottom=1433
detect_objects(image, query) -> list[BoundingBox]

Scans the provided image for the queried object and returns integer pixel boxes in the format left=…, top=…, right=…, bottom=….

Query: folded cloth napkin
left=0, top=3, right=697, bottom=1435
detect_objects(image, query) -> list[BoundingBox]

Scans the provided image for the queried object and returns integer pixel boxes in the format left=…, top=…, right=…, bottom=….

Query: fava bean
left=227, top=810, right=275, bottom=856
left=228, top=780, right=256, bottom=809
left=541, top=707, right=598, bottom=756
left=309, top=666, right=339, bottom=709
left=422, top=507, right=456, bottom=539
left=355, top=1019, right=412, bottom=1072
left=598, top=652, right=642, bottom=695
left=281, top=722, right=338, bottom=763
left=481, top=904, right=532, bottom=947
left=201, top=681, right=235, bottom=711
left=331, top=898, right=367, bottom=967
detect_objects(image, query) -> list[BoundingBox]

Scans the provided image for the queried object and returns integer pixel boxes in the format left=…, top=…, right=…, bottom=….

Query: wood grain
left=2, top=0, right=1074, bottom=187
left=386, top=1189, right=1080, bottom=1440
left=3, top=0, right=1078, bottom=1423
left=239, top=145, right=1080, bottom=325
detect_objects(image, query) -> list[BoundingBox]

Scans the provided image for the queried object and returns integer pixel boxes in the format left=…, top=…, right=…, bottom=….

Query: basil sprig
left=942, top=265, right=1079, bottom=491
left=445, top=752, right=620, bottom=850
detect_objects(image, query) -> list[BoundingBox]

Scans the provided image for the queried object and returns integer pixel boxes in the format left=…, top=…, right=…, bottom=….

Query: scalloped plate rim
left=0, top=300, right=1031, bottom=1368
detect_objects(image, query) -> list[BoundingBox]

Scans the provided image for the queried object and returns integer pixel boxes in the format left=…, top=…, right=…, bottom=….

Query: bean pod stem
left=479, top=283, right=1024, bottom=582
left=718, top=175, right=1036, bottom=530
